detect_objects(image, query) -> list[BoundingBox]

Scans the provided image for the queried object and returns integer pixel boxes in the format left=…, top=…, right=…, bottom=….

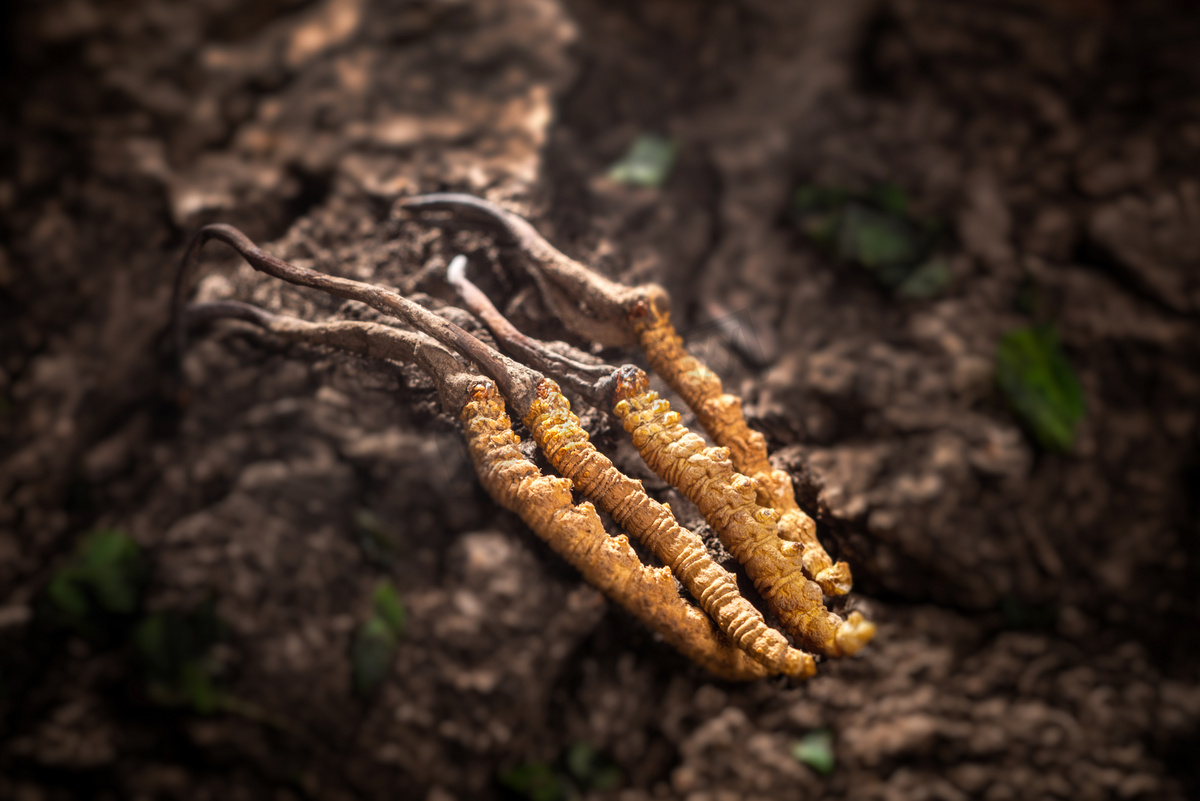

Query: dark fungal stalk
left=173, top=223, right=541, bottom=415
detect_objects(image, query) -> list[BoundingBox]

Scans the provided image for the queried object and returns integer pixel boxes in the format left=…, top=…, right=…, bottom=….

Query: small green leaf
left=134, top=599, right=226, bottom=713
left=134, top=599, right=224, bottom=674
left=607, top=134, right=677, bottom=188
left=895, top=256, right=952, bottom=299
left=793, top=184, right=850, bottom=214
left=791, top=184, right=947, bottom=298
left=45, top=572, right=90, bottom=619
left=564, top=742, right=621, bottom=792
left=791, top=729, right=835, bottom=775
left=354, top=508, right=397, bottom=567
left=133, top=612, right=170, bottom=673
left=869, top=183, right=909, bottom=216
left=837, top=204, right=923, bottom=276
left=995, top=325, right=1085, bottom=453
left=178, top=661, right=219, bottom=714
left=75, top=530, right=149, bottom=614
left=351, top=616, right=398, bottom=695
left=89, top=566, right=143, bottom=615
left=43, top=530, right=150, bottom=639
left=498, top=762, right=567, bottom=801
left=371, top=580, right=407, bottom=637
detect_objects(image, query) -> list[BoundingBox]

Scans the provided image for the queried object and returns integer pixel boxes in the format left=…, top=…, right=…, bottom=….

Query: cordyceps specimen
left=173, top=226, right=811, bottom=679
left=444, top=258, right=872, bottom=659
left=399, top=194, right=852, bottom=597
left=172, top=198, right=875, bottom=678
left=181, top=302, right=768, bottom=680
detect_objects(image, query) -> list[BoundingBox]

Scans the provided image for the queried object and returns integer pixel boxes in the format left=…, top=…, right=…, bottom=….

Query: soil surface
left=3, top=1, right=1200, bottom=799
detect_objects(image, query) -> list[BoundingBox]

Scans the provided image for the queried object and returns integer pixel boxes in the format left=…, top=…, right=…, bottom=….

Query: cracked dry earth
left=3, top=0, right=1200, bottom=799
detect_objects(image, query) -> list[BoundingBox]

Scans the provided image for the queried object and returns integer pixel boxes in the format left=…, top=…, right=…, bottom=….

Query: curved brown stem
left=184, top=300, right=477, bottom=412
left=173, top=223, right=542, bottom=414
left=444, top=254, right=621, bottom=409
left=401, top=193, right=658, bottom=347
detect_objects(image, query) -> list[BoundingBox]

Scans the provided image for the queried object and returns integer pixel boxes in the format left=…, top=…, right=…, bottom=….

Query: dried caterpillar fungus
left=179, top=213, right=875, bottom=680
left=633, top=304, right=853, bottom=596
left=523, top=378, right=814, bottom=679
left=185, top=302, right=777, bottom=679
left=611, top=376, right=875, bottom=658
left=461, top=379, right=773, bottom=681
left=399, top=193, right=854, bottom=597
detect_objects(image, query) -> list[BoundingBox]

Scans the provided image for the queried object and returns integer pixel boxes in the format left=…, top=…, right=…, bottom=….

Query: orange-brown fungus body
left=523, top=378, right=815, bottom=679
left=631, top=301, right=853, bottom=596
left=460, top=380, right=772, bottom=680
left=612, top=381, right=875, bottom=658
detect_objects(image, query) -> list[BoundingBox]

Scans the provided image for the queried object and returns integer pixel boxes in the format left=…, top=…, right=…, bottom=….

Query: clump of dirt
left=3, top=1, right=1199, bottom=799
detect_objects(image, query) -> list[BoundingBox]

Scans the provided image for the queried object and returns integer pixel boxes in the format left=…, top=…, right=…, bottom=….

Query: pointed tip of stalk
left=447, top=254, right=468, bottom=284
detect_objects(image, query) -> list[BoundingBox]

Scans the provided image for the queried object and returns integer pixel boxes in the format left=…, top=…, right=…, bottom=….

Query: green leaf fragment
left=792, top=184, right=947, bottom=297
left=354, top=508, right=397, bottom=567
left=791, top=729, right=835, bottom=775
left=869, top=182, right=909, bottom=215
left=895, top=256, right=952, bottom=299
left=89, top=566, right=142, bottom=615
left=177, top=661, right=219, bottom=714
left=351, top=581, right=407, bottom=694
left=837, top=204, right=923, bottom=277
left=793, top=184, right=851, bottom=213
left=995, top=325, right=1085, bottom=453
left=351, top=615, right=399, bottom=695
left=371, top=580, right=407, bottom=637
left=498, top=762, right=567, bottom=801
left=77, top=531, right=150, bottom=614
left=45, top=573, right=90, bottom=619
left=133, top=600, right=223, bottom=675
left=44, top=530, right=150, bottom=634
left=133, top=599, right=226, bottom=713
left=564, top=742, right=622, bottom=792
left=607, top=134, right=677, bottom=188
left=133, top=613, right=169, bottom=671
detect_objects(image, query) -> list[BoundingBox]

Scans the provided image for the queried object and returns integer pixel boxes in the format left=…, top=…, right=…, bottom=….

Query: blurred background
left=2, top=0, right=1199, bottom=799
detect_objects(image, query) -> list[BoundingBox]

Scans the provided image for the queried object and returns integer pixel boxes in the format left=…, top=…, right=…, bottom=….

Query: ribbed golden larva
left=522, top=379, right=815, bottom=679
left=613, top=386, right=875, bottom=658
left=460, top=379, right=773, bottom=681
left=634, top=309, right=854, bottom=596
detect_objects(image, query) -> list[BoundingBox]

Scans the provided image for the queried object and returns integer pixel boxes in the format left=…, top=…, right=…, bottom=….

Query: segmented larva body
left=612, top=383, right=875, bottom=658
left=459, top=380, right=772, bottom=681
left=634, top=311, right=853, bottom=596
left=523, top=379, right=815, bottom=679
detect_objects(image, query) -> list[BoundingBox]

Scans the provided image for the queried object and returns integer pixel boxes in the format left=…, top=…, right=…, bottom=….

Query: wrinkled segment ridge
left=460, top=379, right=772, bottom=681
left=524, top=378, right=815, bottom=678
left=635, top=307, right=853, bottom=596
left=613, top=386, right=875, bottom=657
